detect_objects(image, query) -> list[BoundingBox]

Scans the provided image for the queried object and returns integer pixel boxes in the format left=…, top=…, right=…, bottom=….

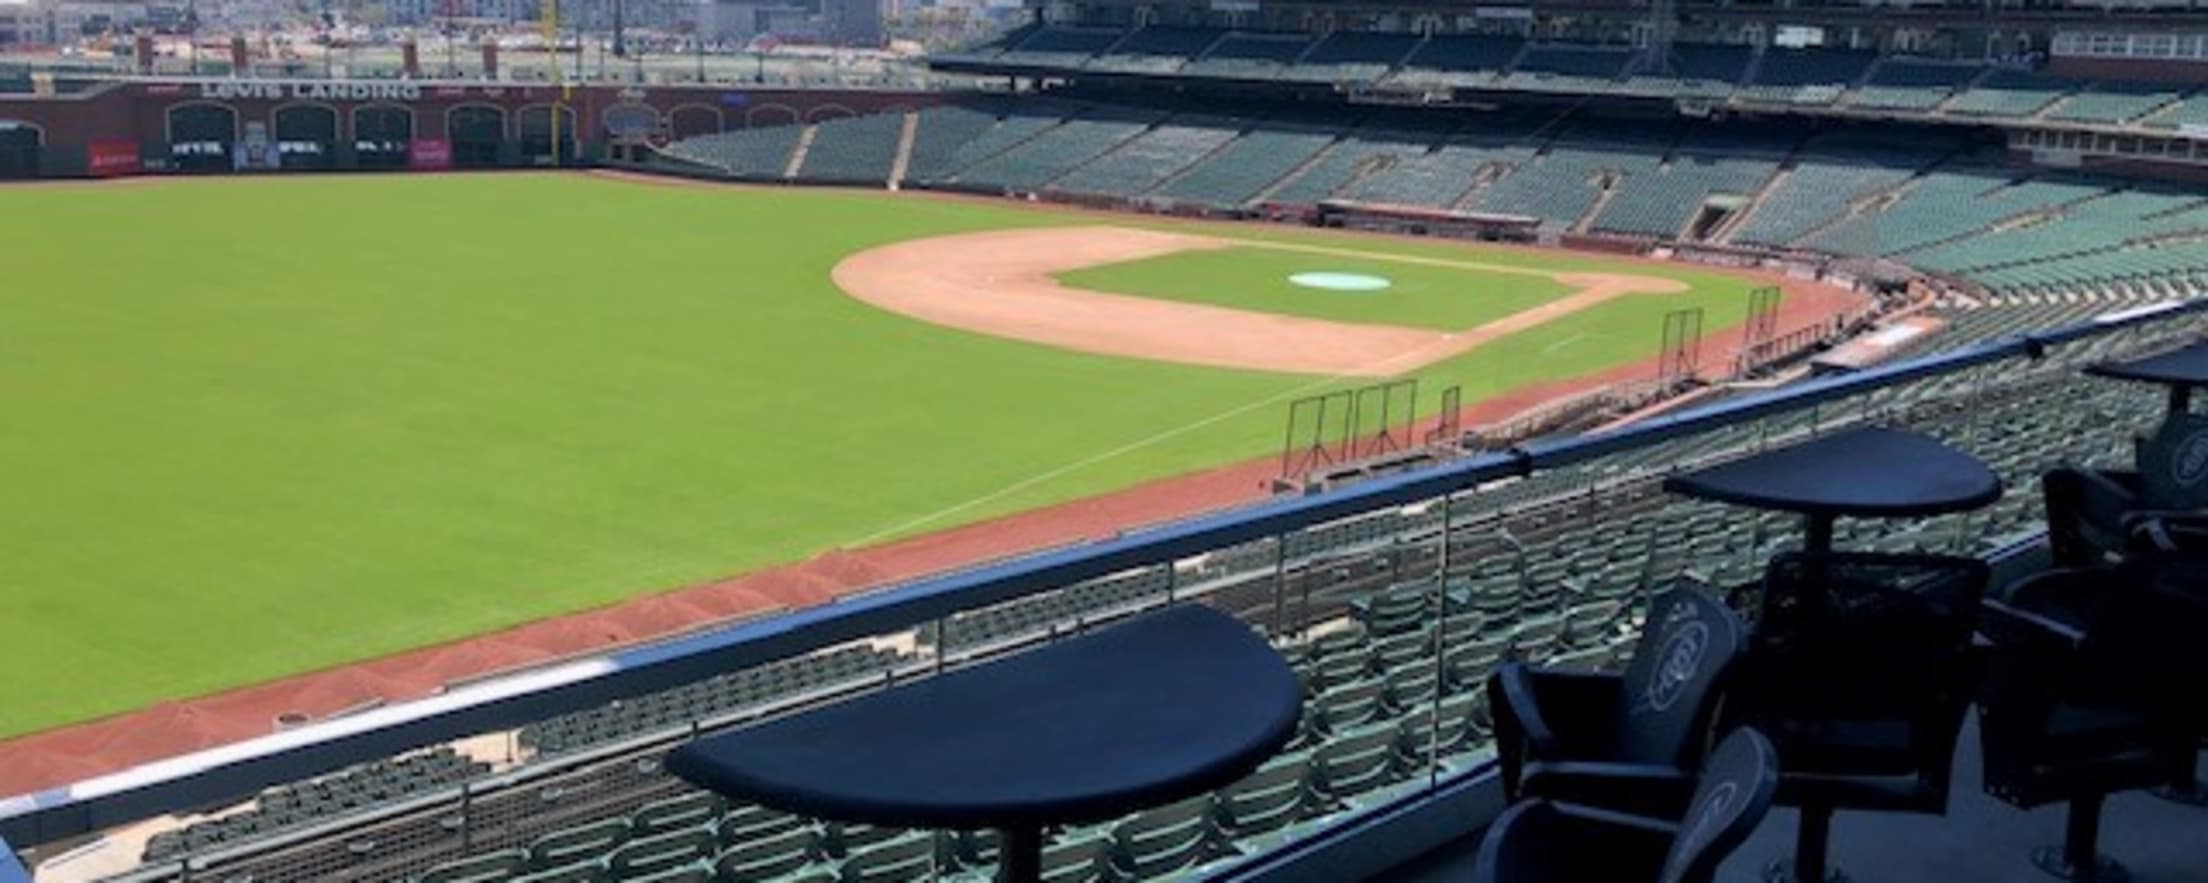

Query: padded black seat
left=1979, top=562, right=2207, bottom=883
left=1471, top=727, right=1780, bottom=883
left=1731, top=552, right=1988, bottom=883
left=1489, top=586, right=1749, bottom=818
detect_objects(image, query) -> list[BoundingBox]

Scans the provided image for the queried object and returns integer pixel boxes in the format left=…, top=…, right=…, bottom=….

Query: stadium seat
left=1979, top=563, right=2205, bottom=882
left=1470, top=728, right=1780, bottom=883
left=1489, top=586, right=1747, bottom=818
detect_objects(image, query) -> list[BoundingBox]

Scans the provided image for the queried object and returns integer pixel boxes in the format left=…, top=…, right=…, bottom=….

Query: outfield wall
left=0, top=80, right=945, bottom=178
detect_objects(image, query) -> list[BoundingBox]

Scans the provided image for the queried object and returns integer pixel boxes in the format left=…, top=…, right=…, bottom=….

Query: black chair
left=1472, top=727, right=1780, bottom=883
left=1489, top=585, right=1750, bottom=818
left=1733, top=551, right=1989, bottom=883
left=2044, top=410, right=2208, bottom=568
left=1979, top=564, right=2205, bottom=883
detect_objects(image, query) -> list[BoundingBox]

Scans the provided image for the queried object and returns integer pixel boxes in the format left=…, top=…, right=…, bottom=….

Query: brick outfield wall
left=0, top=82, right=947, bottom=177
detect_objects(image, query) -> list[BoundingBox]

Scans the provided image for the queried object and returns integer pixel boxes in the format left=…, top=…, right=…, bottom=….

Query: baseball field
left=0, top=173, right=1827, bottom=738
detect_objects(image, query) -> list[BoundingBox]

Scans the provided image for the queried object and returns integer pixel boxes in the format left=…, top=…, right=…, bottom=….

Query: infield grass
left=1054, top=244, right=1571, bottom=331
left=0, top=175, right=1756, bottom=738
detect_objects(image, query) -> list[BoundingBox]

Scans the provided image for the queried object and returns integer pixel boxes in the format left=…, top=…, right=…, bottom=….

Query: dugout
left=273, top=104, right=339, bottom=170
left=0, top=121, right=40, bottom=178
left=1313, top=200, right=1541, bottom=243
left=352, top=105, right=412, bottom=170
left=166, top=102, right=237, bottom=172
left=448, top=105, right=508, bottom=168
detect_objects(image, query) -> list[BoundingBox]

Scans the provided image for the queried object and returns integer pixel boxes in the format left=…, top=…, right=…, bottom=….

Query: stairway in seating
left=783, top=125, right=817, bottom=179
left=887, top=110, right=919, bottom=189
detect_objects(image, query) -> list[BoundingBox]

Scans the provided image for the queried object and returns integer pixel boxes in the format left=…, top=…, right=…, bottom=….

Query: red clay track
left=0, top=182, right=1865, bottom=797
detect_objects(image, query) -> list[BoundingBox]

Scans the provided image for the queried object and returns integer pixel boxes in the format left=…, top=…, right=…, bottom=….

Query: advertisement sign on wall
left=87, top=141, right=141, bottom=177
left=408, top=138, right=453, bottom=170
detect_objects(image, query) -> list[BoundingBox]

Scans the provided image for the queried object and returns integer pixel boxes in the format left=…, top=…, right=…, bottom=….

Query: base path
left=832, top=227, right=1688, bottom=377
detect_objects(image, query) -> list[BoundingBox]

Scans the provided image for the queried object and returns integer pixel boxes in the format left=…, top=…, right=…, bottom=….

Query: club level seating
left=2143, top=94, right=2208, bottom=131
left=1183, top=32, right=1314, bottom=80
left=1741, top=48, right=1878, bottom=105
left=1846, top=59, right=1985, bottom=111
left=1085, top=27, right=1223, bottom=75
left=1498, top=44, right=1633, bottom=89
left=927, top=23, right=1039, bottom=64
left=996, top=26, right=1124, bottom=69
left=2046, top=83, right=2186, bottom=125
left=1392, top=35, right=1524, bottom=87
left=1945, top=69, right=2079, bottom=118
left=1285, top=31, right=1419, bottom=84
left=1624, top=43, right=1753, bottom=98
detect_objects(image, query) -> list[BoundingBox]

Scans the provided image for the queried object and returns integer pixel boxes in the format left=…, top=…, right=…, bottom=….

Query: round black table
left=664, top=604, right=1303, bottom=883
left=2086, top=339, right=2208, bottom=416
left=1662, top=426, right=2003, bottom=552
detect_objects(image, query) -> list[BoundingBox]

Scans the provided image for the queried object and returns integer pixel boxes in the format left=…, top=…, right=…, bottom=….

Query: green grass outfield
left=1055, top=244, right=1571, bottom=331
left=0, top=175, right=1757, bottom=738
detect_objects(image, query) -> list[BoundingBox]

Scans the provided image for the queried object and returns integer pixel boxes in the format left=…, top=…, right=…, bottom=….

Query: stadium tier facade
left=5, top=4, right=2208, bottom=881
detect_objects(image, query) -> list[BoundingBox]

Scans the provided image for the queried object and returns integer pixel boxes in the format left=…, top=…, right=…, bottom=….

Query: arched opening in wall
left=602, top=103, right=658, bottom=161
left=167, top=102, right=238, bottom=172
left=448, top=104, right=507, bottom=168
left=668, top=104, right=723, bottom=139
left=273, top=103, right=339, bottom=170
left=805, top=104, right=855, bottom=124
left=353, top=104, right=414, bottom=170
left=0, top=121, right=41, bottom=178
left=745, top=104, right=798, bottom=128
left=517, top=104, right=578, bottom=165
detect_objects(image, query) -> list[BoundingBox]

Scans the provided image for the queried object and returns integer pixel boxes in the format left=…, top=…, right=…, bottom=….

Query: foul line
left=841, top=331, right=1478, bottom=547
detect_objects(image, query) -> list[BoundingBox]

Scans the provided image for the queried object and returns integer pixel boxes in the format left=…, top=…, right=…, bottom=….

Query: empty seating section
left=143, top=748, right=489, bottom=863
left=1287, top=32, right=1418, bottom=83
left=1088, top=27, right=1222, bottom=74
left=1946, top=69, right=2077, bottom=118
left=929, top=23, right=1037, bottom=64
left=1153, top=125, right=1339, bottom=207
left=1050, top=116, right=1241, bottom=196
left=1730, top=151, right=1921, bottom=247
left=1591, top=153, right=1776, bottom=237
left=1472, top=142, right=1659, bottom=228
left=518, top=645, right=907, bottom=756
left=954, top=105, right=1165, bottom=191
left=1345, top=139, right=1534, bottom=209
left=2047, top=83, right=2183, bottom=124
left=1804, top=171, right=2102, bottom=257
left=2144, top=95, right=2208, bottom=131
left=1848, top=60, right=1983, bottom=110
left=795, top=113, right=904, bottom=185
left=1394, top=35, right=1523, bottom=87
left=1628, top=43, right=1752, bottom=97
left=1497, top=45, right=1632, bottom=92
left=1905, top=190, right=2204, bottom=276
left=914, top=103, right=1075, bottom=185
left=900, top=103, right=1019, bottom=183
left=997, top=26, right=1123, bottom=68
left=1266, top=128, right=1438, bottom=204
left=1744, top=48, right=1877, bottom=104
left=659, top=127, right=802, bottom=179
left=1184, top=32, right=1313, bottom=80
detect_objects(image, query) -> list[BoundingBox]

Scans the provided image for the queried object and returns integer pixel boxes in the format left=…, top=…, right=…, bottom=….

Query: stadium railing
left=2, top=298, right=2204, bottom=882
